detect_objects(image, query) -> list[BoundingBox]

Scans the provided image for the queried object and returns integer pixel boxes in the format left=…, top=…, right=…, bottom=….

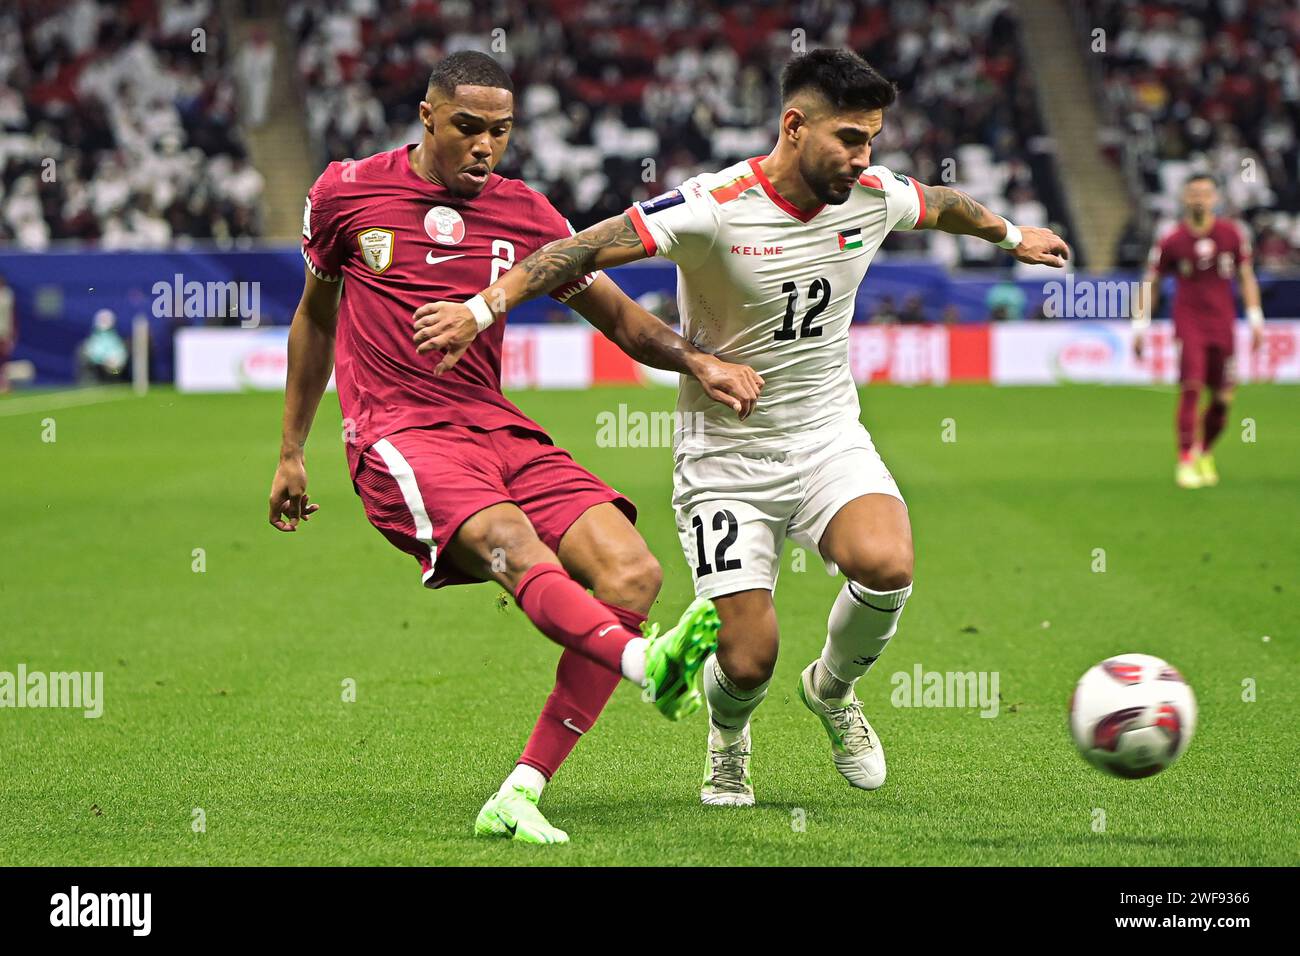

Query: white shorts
left=672, top=423, right=905, bottom=600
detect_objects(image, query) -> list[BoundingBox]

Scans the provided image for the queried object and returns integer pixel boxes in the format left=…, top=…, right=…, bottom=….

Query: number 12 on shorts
left=692, top=510, right=743, bottom=577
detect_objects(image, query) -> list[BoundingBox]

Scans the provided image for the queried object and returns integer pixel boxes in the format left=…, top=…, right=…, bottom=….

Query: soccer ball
left=1069, top=653, right=1196, bottom=779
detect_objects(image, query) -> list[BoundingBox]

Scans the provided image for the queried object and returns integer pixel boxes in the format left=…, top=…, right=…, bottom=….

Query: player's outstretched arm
left=270, top=267, right=340, bottom=532
left=567, top=275, right=764, bottom=419
left=916, top=183, right=1070, bottom=268
left=1132, top=262, right=1161, bottom=360
left=498, top=213, right=651, bottom=311
left=1239, top=258, right=1264, bottom=353
left=412, top=213, right=650, bottom=375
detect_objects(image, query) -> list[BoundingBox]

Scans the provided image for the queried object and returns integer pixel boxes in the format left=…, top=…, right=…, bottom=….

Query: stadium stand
left=0, top=0, right=264, bottom=250
left=1079, top=0, right=1300, bottom=270
left=286, top=0, right=1076, bottom=268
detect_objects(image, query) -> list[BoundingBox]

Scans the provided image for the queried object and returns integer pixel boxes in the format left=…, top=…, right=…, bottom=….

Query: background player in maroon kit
left=266, top=52, right=762, bottom=845
left=1134, top=174, right=1264, bottom=488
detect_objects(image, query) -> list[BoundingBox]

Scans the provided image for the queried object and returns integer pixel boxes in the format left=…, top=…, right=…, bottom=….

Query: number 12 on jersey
left=692, top=510, right=743, bottom=577
left=774, top=277, right=831, bottom=341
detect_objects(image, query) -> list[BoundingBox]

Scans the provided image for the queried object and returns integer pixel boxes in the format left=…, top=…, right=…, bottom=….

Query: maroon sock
left=1202, top=399, right=1228, bottom=450
left=517, top=652, right=620, bottom=779
left=599, top=601, right=650, bottom=638
left=1176, top=388, right=1199, bottom=456
left=513, top=564, right=637, bottom=674
left=516, top=602, right=647, bottom=779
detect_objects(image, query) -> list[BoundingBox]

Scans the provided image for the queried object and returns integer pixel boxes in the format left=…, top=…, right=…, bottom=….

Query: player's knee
left=458, top=516, right=549, bottom=579
left=717, top=643, right=777, bottom=690
left=1213, top=389, right=1232, bottom=407
left=843, top=541, right=914, bottom=592
left=592, top=550, right=662, bottom=611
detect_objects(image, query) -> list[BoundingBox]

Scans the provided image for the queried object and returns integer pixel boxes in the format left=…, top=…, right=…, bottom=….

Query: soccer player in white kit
left=414, top=49, right=1070, bottom=805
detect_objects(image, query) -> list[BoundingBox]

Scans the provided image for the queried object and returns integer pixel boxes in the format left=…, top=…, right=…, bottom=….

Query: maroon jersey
left=302, top=145, right=597, bottom=475
left=1150, top=218, right=1250, bottom=346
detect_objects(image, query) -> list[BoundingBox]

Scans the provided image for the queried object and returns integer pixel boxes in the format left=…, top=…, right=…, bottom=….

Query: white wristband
left=1246, top=306, right=1264, bottom=330
left=996, top=217, right=1022, bottom=250
left=465, top=294, right=495, bottom=333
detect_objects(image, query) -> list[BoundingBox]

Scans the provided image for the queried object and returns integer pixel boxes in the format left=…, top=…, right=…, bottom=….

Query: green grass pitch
left=1, top=383, right=1297, bottom=866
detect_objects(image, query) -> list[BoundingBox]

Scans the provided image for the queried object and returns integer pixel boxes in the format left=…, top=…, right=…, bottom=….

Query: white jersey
left=627, top=157, right=925, bottom=455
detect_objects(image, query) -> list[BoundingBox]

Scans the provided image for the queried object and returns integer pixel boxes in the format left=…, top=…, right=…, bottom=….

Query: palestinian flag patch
left=838, top=228, right=863, bottom=251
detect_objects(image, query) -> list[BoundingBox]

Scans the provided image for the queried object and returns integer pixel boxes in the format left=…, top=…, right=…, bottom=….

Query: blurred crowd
left=18, top=0, right=1291, bottom=283
left=0, top=0, right=263, bottom=250
left=288, top=0, right=1069, bottom=268
left=1087, top=0, right=1300, bottom=270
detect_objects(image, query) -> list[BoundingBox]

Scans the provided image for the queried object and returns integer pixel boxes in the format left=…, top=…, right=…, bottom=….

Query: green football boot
left=473, top=785, right=569, bottom=845
left=1197, top=453, right=1220, bottom=487
left=641, top=597, right=720, bottom=721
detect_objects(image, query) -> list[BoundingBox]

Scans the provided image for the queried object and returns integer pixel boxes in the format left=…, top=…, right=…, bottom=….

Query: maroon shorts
left=352, top=424, right=636, bottom=588
left=1177, top=337, right=1235, bottom=390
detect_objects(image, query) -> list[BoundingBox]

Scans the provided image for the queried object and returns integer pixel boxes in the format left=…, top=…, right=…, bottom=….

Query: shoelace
left=827, top=699, right=875, bottom=753
left=710, top=744, right=750, bottom=790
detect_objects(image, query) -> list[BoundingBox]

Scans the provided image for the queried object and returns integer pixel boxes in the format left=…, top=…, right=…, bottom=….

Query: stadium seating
left=1080, top=0, right=1300, bottom=269
left=286, top=0, right=1072, bottom=270
left=0, top=0, right=264, bottom=250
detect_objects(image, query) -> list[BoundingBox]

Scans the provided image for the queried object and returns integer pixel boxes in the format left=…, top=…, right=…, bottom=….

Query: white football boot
left=1176, top=459, right=1203, bottom=489
left=798, top=661, right=886, bottom=790
left=701, top=721, right=755, bottom=807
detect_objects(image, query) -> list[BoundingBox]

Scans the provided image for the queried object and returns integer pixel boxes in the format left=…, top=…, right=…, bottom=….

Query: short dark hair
left=427, top=51, right=513, bottom=99
left=1184, top=172, right=1217, bottom=188
left=780, top=49, right=896, bottom=113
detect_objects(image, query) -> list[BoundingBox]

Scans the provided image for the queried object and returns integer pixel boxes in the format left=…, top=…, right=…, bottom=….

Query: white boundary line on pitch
left=0, top=386, right=136, bottom=417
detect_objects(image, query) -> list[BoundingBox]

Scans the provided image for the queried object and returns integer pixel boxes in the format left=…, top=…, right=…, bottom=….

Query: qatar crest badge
left=425, top=205, right=466, bottom=245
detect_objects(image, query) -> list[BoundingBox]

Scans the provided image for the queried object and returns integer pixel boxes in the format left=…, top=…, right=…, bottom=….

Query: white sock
left=620, top=637, right=647, bottom=685
left=817, top=580, right=912, bottom=698
left=501, top=763, right=547, bottom=798
left=703, top=654, right=768, bottom=746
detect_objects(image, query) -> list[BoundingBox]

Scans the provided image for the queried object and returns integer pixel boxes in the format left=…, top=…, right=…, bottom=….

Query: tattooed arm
left=408, top=215, right=764, bottom=417
left=916, top=183, right=1070, bottom=267
left=917, top=184, right=1005, bottom=240
left=411, top=213, right=651, bottom=374
left=494, top=213, right=650, bottom=314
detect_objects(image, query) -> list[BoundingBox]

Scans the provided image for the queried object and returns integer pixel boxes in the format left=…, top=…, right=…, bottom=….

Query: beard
left=803, top=158, right=855, bottom=206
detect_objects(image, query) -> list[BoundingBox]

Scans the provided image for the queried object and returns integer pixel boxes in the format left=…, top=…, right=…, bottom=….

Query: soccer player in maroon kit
left=267, top=52, right=763, bottom=845
left=1133, top=174, right=1264, bottom=488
